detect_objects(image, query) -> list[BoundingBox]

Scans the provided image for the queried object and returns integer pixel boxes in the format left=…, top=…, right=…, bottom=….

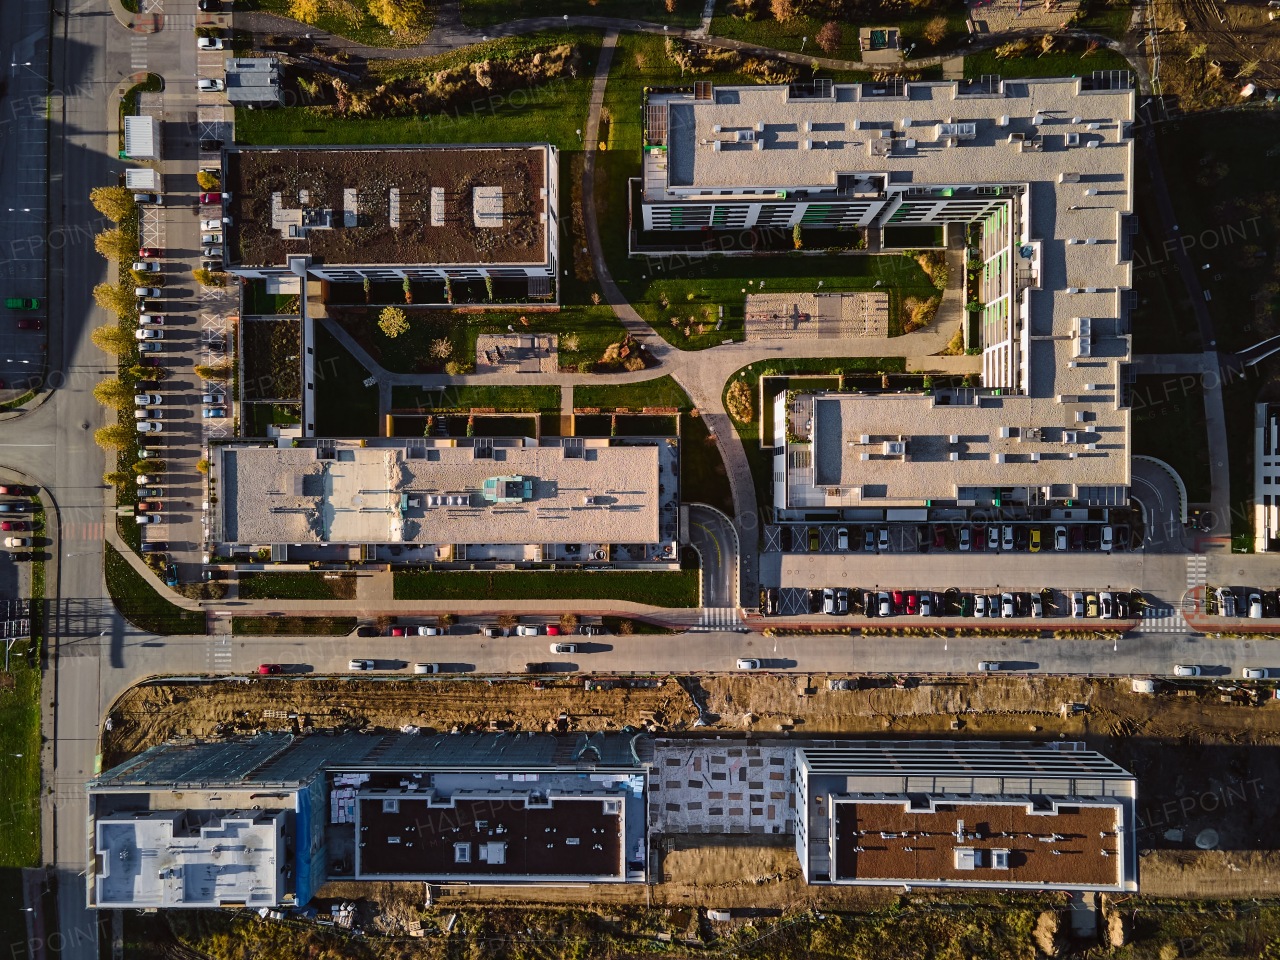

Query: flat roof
left=95, top=811, right=286, bottom=908
left=355, top=795, right=623, bottom=880
left=832, top=798, right=1122, bottom=887
left=219, top=439, right=663, bottom=546
left=225, top=145, right=551, bottom=268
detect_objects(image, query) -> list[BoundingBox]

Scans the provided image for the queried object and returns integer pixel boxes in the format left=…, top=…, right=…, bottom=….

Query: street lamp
left=800, top=36, right=808, bottom=53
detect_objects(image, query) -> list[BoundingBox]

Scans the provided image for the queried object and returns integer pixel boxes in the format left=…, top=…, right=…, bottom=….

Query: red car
left=258, top=663, right=282, bottom=675
left=0, top=485, right=32, bottom=496
left=546, top=625, right=561, bottom=636
left=389, top=625, right=408, bottom=637
left=891, top=590, right=904, bottom=613
left=906, top=592, right=919, bottom=615
left=137, top=501, right=163, bottom=512
left=138, top=247, right=161, bottom=258
left=0, top=521, right=29, bottom=531
left=16, top=318, right=41, bottom=330
left=199, top=192, right=224, bottom=204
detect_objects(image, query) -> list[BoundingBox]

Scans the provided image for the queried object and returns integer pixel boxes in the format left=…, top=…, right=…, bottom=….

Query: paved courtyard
left=745, top=292, right=890, bottom=341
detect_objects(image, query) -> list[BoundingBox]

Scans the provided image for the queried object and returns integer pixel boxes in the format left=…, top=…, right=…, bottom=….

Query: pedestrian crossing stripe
left=692, top=608, right=741, bottom=630
left=1139, top=607, right=1185, bottom=634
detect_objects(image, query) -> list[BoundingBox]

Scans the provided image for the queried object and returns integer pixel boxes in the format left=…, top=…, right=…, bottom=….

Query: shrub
left=770, top=0, right=795, bottom=20
left=196, top=170, right=220, bottom=190
left=725, top=379, right=754, bottom=424
left=816, top=21, right=841, bottom=53
left=379, top=305, right=410, bottom=339
left=924, top=15, right=948, bottom=45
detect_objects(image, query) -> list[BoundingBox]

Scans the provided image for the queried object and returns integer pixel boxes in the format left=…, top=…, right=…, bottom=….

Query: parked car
left=736, top=658, right=761, bottom=670
left=135, top=286, right=162, bottom=298
left=974, top=594, right=988, bottom=618
left=388, top=626, right=409, bottom=637
left=138, top=314, right=164, bottom=325
left=133, top=393, right=162, bottom=405
left=258, top=663, right=282, bottom=675
left=15, top=318, right=41, bottom=330
left=134, top=329, right=163, bottom=341
left=1030, top=594, right=1044, bottom=618
left=1001, top=525, right=1014, bottom=551
left=133, top=193, right=162, bottom=205
left=1249, top=592, right=1264, bottom=619
left=137, top=247, right=160, bottom=258
left=140, top=542, right=167, bottom=554
left=549, top=642, right=577, bottom=654
left=3, top=537, right=32, bottom=548
left=836, top=527, right=848, bottom=551
left=349, top=658, right=375, bottom=671
left=919, top=592, right=932, bottom=617
left=201, top=393, right=224, bottom=405
left=1217, top=587, right=1237, bottom=618
left=417, top=626, right=444, bottom=636
left=1085, top=592, right=1100, bottom=618
left=822, top=588, right=836, bottom=615
left=133, top=408, right=162, bottom=419
left=877, top=592, right=891, bottom=617
left=579, top=624, right=605, bottom=635
left=203, top=246, right=223, bottom=258
left=0, top=502, right=31, bottom=513
left=413, top=663, right=441, bottom=675
left=197, top=0, right=221, bottom=10
left=134, top=514, right=161, bottom=524
left=1101, top=525, right=1114, bottom=553
left=1100, top=591, right=1114, bottom=619
left=515, top=624, right=540, bottom=636
left=1029, top=527, right=1041, bottom=552
left=987, top=526, right=999, bottom=551
left=546, top=625, right=561, bottom=637
left=863, top=528, right=875, bottom=552
left=483, top=625, right=505, bottom=638
left=833, top=588, right=849, bottom=615
left=1070, top=526, right=1084, bottom=551
left=978, top=661, right=1002, bottom=672
left=1173, top=664, right=1201, bottom=677
left=877, top=527, right=890, bottom=552
left=1242, top=667, right=1278, bottom=680
left=957, top=526, right=970, bottom=551
left=0, top=521, right=29, bottom=531
left=1071, top=591, right=1085, bottom=618
left=1054, top=525, right=1068, bottom=551
left=138, top=341, right=163, bottom=354
left=4, top=297, right=39, bottom=310
left=197, top=78, right=225, bottom=92
left=197, top=36, right=225, bottom=50
left=131, top=260, right=160, bottom=273
left=202, top=406, right=227, bottom=418
left=199, top=139, right=223, bottom=152
left=0, top=485, right=33, bottom=496
left=1000, top=593, right=1015, bottom=618
left=199, top=192, right=225, bottom=204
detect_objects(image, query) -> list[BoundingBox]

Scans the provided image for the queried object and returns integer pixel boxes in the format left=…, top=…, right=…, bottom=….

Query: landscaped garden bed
left=242, top=318, right=302, bottom=401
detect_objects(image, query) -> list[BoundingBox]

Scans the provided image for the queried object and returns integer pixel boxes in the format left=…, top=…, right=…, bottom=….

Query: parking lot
left=763, top=519, right=1138, bottom=557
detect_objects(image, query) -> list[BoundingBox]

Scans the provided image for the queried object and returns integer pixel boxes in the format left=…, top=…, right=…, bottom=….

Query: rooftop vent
left=1059, top=171, right=1081, bottom=183
left=1065, top=132, right=1080, bottom=147
left=473, top=186, right=504, bottom=228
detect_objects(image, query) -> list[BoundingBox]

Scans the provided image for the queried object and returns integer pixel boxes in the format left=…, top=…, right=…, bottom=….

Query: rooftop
left=832, top=798, right=1123, bottom=887
left=219, top=438, right=666, bottom=546
left=223, top=58, right=284, bottom=104
left=94, top=810, right=287, bottom=908
left=225, top=145, right=551, bottom=268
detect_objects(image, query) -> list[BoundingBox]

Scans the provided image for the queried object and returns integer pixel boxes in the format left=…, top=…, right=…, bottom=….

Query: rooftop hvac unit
left=860, top=453, right=870, bottom=461
left=713, top=140, right=722, bottom=152
left=1069, top=451, right=1079, bottom=459
left=1086, top=442, right=1098, bottom=450
left=902, top=139, right=916, bottom=149
left=852, top=119, right=860, bottom=129
left=994, top=453, right=1006, bottom=463
left=1063, top=431, right=1078, bottom=444
left=1084, top=287, right=1099, bottom=293
left=1031, top=452, right=1041, bottom=462
left=804, top=120, right=813, bottom=132
left=997, top=114, right=1009, bottom=126
left=860, top=434, right=871, bottom=444
left=1065, top=133, right=1080, bottom=147
left=991, top=849, right=1010, bottom=870
left=804, top=139, right=812, bottom=150
left=1085, top=139, right=1100, bottom=149
left=902, top=117, right=913, bottom=127
left=1075, top=411, right=1087, bottom=422
left=1072, top=116, right=1083, bottom=124
left=883, top=440, right=906, bottom=456
left=949, top=434, right=960, bottom=443
left=1085, top=383, right=1100, bottom=391
left=712, top=124, right=722, bottom=133
left=1059, top=171, right=1081, bottom=183
left=1068, top=238, right=1082, bottom=245
left=1085, top=238, right=1099, bottom=245
left=1087, top=122, right=1102, bottom=130
left=1031, top=113, right=1044, bottom=125
left=1084, top=188, right=1098, bottom=196
left=736, top=129, right=754, bottom=142
left=1067, top=287, right=1080, bottom=294
left=999, top=426, right=1014, bottom=438
left=950, top=451, right=959, bottom=461
left=754, top=120, right=765, bottom=132
left=754, top=140, right=764, bottom=150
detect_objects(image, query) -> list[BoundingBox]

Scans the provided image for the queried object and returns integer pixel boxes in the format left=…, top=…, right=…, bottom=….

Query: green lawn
left=680, top=412, right=734, bottom=516
left=0, top=634, right=40, bottom=870
left=394, top=569, right=698, bottom=606
left=242, top=280, right=298, bottom=316
left=391, top=384, right=562, bottom=412
left=462, top=0, right=702, bottom=27
left=312, top=324, right=381, bottom=437
left=237, top=572, right=357, bottom=600
left=236, top=33, right=601, bottom=153
left=708, top=7, right=968, bottom=63
left=105, top=544, right=206, bottom=635
left=1131, top=375, right=1211, bottom=503
left=232, top=616, right=357, bottom=636
left=575, top=375, right=691, bottom=411
left=962, top=45, right=1132, bottom=79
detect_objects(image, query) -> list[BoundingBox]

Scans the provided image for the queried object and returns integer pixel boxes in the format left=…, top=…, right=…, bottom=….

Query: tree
left=128, top=363, right=164, bottom=382
left=430, top=338, right=453, bottom=360
left=93, top=424, right=133, bottom=449
left=137, top=458, right=165, bottom=472
left=924, top=16, right=948, bottom=45
left=793, top=223, right=803, bottom=250
left=725, top=379, right=754, bottom=424
left=770, top=0, right=795, bottom=21
left=196, top=170, right=221, bottom=191
left=444, top=360, right=464, bottom=376
left=196, top=459, right=210, bottom=474
left=496, top=614, right=518, bottom=630
left=93, top=378, right=133, bottom=407
left=195, top=361, right=232, bottom=381
left=366, top=0, right=427, bottom=33
left=94, top=227, right=135, bottom=262
left=379, top=305, right=409, bottom=339
left=288, top=0, right=321, bottom=23
left=816, top=21, right=841, bottom=53
left=89, top=186, right=136, bottom=222
left=92, top=283, right=135, bottom=318
left=104, top=469, right=132, bottom=487
left=559, top=613, right=579, bottom=634
left=193, top=268, right=225, bottom=287
left=91, top=324, right=133, bottom=355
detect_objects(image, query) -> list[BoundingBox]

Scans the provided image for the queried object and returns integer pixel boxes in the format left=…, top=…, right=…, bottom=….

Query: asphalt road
left=686, top=503, right=738, bottom=609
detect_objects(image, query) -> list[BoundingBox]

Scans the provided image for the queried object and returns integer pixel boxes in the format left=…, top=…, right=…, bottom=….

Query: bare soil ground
left=1153, top=0, right=1280, bottom=108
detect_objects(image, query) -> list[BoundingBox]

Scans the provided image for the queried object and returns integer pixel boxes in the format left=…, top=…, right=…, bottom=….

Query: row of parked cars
left=764, top=587, right=1139, bottom=620
left=795, top=522, right=1129, bottom=554
left=0, top=485, right=37, bottom=550
left=1205, top=587, right=1280, bottom=619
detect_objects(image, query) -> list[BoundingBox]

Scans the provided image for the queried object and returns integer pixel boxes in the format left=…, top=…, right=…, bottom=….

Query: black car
left=1115, top=592, right=1130, bottom=619
left=1014, top=527, right=1029, bottom=551
left=197, top=0, right=221, bottom=10
left=863, top=590, right=878, bottom=617
left=356, top=625, right=378, bottom=637
left=1265, top=592, right=1280, bottom=618
left=916, top=525, right=930, bottom=553
left=199, top=138, right=223, bottom=152
left=579, top=624, right=605, bottom=635
left=762, top=588, right=779, bottom=616
left=483, top=625, right=505, bottom=638
left=140, top=541, right=167, bottom=553
left=808, top=589, right=823, bottom=614
left=1084, top=526, right=1102, bottom=550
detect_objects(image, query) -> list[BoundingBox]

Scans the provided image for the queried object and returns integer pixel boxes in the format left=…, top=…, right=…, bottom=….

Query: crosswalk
left=209, top=636, right=231, bottom=669
left=692, top=607, right=741, bottom=631
left=1186, top=554, right=1207, bottom=589
left=1139, top=605, right=1185, bottom=634
left=130, top=35, right=147, bottom=71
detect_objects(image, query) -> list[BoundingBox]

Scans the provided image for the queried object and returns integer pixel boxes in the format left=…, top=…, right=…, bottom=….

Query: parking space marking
left=139, top=207, right=163, bottom=251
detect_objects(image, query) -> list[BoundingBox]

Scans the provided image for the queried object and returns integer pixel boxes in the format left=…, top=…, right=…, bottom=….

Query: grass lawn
left=233, top=616, right=357, bottom=636
left=0, top=635, right=41, bottom=871
left=236, top=33, right=601, bottom=153
left=681, top=412, right=734, bottom=516
left=708, top=6, right=968, bottom=63
left=391, top=384, right=561, bottom=412
left=242, top=280, right=298, bottom=316
left=1130, top=375, right=1211, bottom=503
left=394, top=569, right=698, bottom=606
left=237, top=572, right=356, bottom=600
left=105, top=544, right=206, bottom=635
left=462, top=0, right=702, bottom=27
left=312, top=324, right=381, bottom=437
left=962, top=45, right=1132, bottom=79
left=575, top=375, right=691, bottom=411
left=238, top=0, right=429, bottom=48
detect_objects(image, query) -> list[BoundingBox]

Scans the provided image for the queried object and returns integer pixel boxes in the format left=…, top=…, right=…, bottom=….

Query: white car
left=1100, top=591, right=1114, bottom=619
left=136, top=421, right=163, bottom=433
left=134, top=514, right=161, bottom=524
left=413, top=662, right=439, bottom=674
left=736, top=658, right=761, bottom=670
left=1071, top=591, right=1085, bottom=618
left=201, top=393, right=224, bottom=404
left=197, top=78, right=225, bottom=92
left=417, top=626, right=443, bottom=636
left=515, top=624, right=539, bottom=636
left=1173, top=664, right=1201, bottom=677
left=1030, top=594, right=1044, bottom=618
left=134, top=328, right=163, bottom=340
left=549, top=642, right=578, bottom=654
left=349, top=658, right=375, bottom=671
left=134, top=408, right=162, bottom=419
left=1101, top=525, right=1114, bottom=552
left=1054, top=525, right=1068, bottom=551
left=1000, top=593, right=1015, bottom=618
left=4, top=537, right=32, bottom=548
left=133, top=394, right=162, bottom=405
left=877, top=592, right=891, bottom=617
left=197, top=36, right=225, bottom=50
left=977, top=661, right=1002, bottom=672
left=131, top=261, right=160, bottom=272
left=919, top=592, right=932, bottom=617
left=138, top=314, right=164, bottom=325
left=957, top=527, right=970, bottom=551
left=1001, top=525, right=1014, bottom=551
left=1242, top=667, right=1277, bottom=680
left=200, top=219, right=223, bottom=231
left=1249, top=593, right=1263, bottom=619
left=974, top=594, right=988, bottom=618
left=836, top=527, right=848, bottom=551
left=135, top=286, right=162, bottom=298
left=986, top=526, right=999, bottom=550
